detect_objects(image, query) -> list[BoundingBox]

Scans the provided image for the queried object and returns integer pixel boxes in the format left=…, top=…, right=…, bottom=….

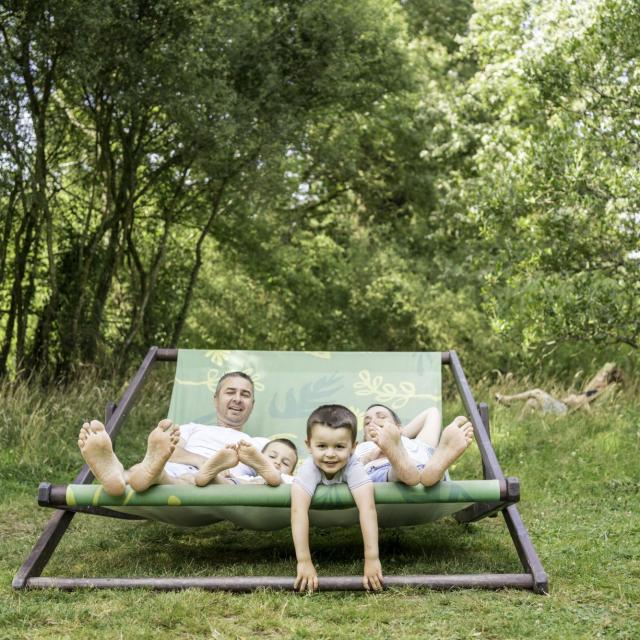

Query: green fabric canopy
left=167, top=350, right=442, bottom=443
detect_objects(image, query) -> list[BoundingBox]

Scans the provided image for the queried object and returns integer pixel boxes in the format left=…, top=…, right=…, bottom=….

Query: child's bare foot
left=127, top=419, right=180, bottom=492
left=420, top=416, right=474, bottom=487
left=78, top=420, right=126, bottom=496
left=236, top=440, right=282, bottom=486
left=195, top=444, right=239, bottom=487
left=371, top=419, right=420, bottom=485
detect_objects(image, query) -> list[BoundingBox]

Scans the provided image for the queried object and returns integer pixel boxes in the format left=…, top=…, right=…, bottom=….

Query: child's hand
left=363, top=557, right=383, bottom=591
left=295, top=559, right=318, bottom=593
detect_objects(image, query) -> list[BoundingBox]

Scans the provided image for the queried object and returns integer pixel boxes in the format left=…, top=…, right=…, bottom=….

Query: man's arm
left=167, top=438, right=208, bottom=468
left=291, top=483, right=318, bottom=592
left=351, top=483, right=383, bottom=591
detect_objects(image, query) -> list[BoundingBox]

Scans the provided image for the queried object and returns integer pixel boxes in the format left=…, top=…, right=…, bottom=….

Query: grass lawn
left=1, top=373, right=638, bottom=639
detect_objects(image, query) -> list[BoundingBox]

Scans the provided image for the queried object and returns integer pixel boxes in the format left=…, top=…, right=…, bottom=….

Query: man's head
left=262, top=438, right=298, bottom=475
left=214, top=371, right=255, bottom=430
left=305, top=404, right=357, bottom=479
left=363, top=404, right=401, bottom=441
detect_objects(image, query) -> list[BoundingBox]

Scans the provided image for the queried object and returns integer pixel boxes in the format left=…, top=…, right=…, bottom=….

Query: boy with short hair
left=190, top=438, right=298, bottom=486
left=225, top=438, right=298, bottom=484
left=291, top=404, right=383, bottom=593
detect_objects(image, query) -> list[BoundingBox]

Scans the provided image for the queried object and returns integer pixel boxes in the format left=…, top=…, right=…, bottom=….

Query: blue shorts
left=366, top=461, right=426, bottom=483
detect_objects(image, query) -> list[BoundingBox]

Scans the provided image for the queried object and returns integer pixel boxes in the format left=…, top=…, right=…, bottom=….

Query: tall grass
left=0, top=366, right=174, bottom=485
left=1, top=372, right=638, bottom=639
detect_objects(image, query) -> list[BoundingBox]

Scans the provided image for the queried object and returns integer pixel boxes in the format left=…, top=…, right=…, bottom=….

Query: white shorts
left=163, top=462, right=198, bottom=478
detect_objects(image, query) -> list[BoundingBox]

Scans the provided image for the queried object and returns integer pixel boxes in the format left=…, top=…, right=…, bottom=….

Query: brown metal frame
left=13, top=347, right=548, bottom=593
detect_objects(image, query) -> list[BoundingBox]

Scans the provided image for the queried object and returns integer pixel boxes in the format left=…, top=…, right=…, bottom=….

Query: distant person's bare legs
left=495, top=389, right=550, bottom=410
left=420, top=416, right=474, bottom=487
left=496, top=388, right=569, bottom=417
left=78, top=420, right=126, bottom=496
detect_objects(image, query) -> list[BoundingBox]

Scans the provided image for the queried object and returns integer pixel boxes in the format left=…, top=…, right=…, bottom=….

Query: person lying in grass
left=356, top=405, right=474, bottom=486
left=291, top=404, right=382, bottom=593
left=495, top=362, right=622, bottom=417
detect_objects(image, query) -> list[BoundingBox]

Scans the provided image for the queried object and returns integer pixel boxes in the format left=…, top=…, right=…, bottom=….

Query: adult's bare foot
left=195, top=444, right=239, bottom=487
left=127, top=419, right=180, bottom=492
left=420, top=416, right=474, bottom=487
left=236, top=440, right=282, bottom=486
left=371, top=419, right=420, bottom=485
left=78, top=420, right=126, bottom=496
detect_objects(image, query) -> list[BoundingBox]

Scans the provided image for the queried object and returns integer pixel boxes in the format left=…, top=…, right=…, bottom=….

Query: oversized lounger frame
left=13, top=347, right=548, bottom=593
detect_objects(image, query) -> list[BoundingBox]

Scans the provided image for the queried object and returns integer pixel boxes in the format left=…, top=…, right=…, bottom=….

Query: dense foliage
left=1, top=0, right=637, bottom=381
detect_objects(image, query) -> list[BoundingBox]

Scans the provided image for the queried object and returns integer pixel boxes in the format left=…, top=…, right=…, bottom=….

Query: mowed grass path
left=1, top=375, right=638, bottom=639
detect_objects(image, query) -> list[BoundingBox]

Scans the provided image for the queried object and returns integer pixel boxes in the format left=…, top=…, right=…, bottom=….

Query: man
left=78, top=371, right=280, bottom=496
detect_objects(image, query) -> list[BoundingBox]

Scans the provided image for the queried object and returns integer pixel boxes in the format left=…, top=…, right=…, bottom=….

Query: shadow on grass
left=41, top=510, right=522, bottom=580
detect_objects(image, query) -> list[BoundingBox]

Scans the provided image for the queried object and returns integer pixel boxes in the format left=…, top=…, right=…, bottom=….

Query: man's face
left=214, top=376, right=254, bottom=430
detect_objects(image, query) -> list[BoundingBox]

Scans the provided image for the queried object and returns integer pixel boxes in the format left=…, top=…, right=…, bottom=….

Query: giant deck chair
left=14, top=348, right=548, bottom=593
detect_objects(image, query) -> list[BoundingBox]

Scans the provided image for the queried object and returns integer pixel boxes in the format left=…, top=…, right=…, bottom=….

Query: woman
left=495, top=362, right=622, bottom=417
left=354, top=404, right=474, bottom=486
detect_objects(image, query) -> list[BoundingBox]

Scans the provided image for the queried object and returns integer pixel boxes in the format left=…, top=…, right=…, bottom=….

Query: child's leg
left=126, top=419, right=181, bottom=492
left=371, top=420, right=420, bottom=485
left=193, top=445, right=239, bottom=487
left=236, top=440, right=281, bottom=486
left=420, top=416, right=474, bottom=487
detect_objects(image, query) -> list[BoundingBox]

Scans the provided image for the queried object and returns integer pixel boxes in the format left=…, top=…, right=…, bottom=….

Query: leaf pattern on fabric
left=354, top=370, right=439, bottom=409
left=205, top=350, right=231, bottom=365
left=175, top=367, right=220, bottom=393
left=268, top=374, right=344, bottom=418
left=241, top=367, right=265, bottom=392
left=175, top=366, right=264, bottom=395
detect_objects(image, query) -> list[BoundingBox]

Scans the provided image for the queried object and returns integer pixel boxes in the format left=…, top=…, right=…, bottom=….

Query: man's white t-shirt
left=163, top=423, right=269, bottom=478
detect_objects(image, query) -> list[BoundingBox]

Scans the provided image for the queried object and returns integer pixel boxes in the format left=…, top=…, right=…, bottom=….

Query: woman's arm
left=291, top=483, right=318, bottom=592
left=401, top=407, right=440, bottom=439
left=351, top=483, right=383, bottom=591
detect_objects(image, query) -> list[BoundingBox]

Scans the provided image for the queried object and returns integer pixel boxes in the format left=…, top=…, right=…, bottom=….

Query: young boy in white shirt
left=291, top=404, right=383, bottom=593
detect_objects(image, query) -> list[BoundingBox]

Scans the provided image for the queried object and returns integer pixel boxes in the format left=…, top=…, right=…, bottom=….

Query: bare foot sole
left=127, top=419, right=180, bottom=492
left=420, top=416, right=474, bottom=487
left=78, top=420, right=126, bottom=496
left=371, top=420, right=419, bottom=485
left=236, top=440, right=281, bottom=486
left=195, top=445, right=239, bottom=487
